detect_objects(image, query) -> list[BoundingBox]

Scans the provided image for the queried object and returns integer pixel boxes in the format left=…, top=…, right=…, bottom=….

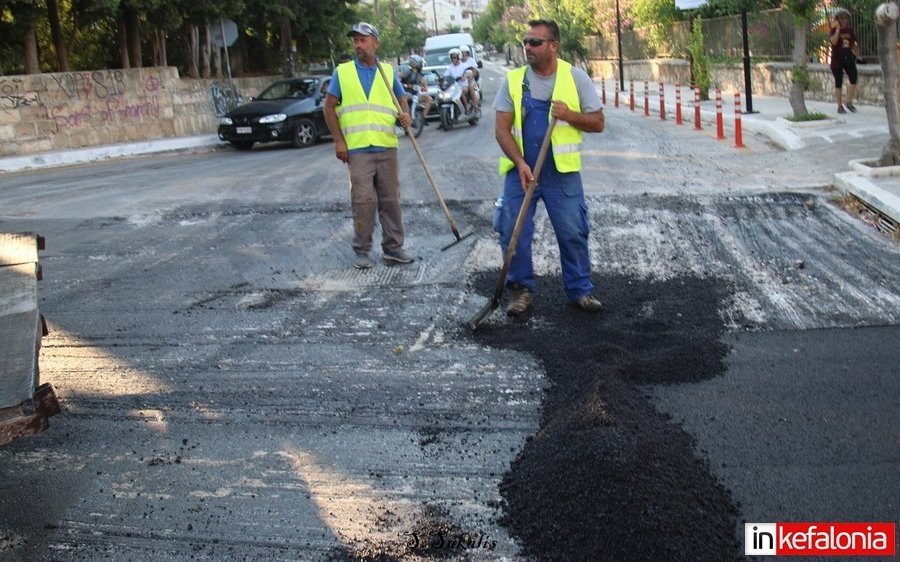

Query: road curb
left=0, top=135, right=226, bottom=174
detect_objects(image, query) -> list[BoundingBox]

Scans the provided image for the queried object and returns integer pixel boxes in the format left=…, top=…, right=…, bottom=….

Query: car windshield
left=424, top=53, right=452, bottom=68
left=258, top=79, right=319, bottom=100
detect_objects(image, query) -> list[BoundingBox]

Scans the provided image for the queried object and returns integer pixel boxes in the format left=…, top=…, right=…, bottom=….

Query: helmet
left=448, top=48, right=462, bottom=58
left=409, top=54, right=424, bottom=69
left=459, top=45, right=471, bottom=53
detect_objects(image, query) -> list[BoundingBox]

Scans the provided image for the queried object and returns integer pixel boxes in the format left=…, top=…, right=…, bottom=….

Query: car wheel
left=291, top=118, right=317, bottom=148
left=230, top=140, right=254, bottom=150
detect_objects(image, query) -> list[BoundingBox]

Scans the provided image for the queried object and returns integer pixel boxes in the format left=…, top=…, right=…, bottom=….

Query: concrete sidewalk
left=598, top=79, right=900, bottom=226
left=0, top=134, right=225, bottom=175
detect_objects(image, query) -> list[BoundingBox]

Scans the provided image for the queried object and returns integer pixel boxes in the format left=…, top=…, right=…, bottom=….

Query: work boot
left=383, top=248, right=414, bottom=265
left=506, top=284, right=532, bottom=317
left=354, top=254, right=374, bottom=269
left=571, top=294, right=603, bottom=312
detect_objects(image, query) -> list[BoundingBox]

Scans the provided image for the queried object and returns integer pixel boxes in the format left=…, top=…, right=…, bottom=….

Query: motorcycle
left=436, top=77, right=480, bottom=131
left=395, top=86, right=426, bottom=139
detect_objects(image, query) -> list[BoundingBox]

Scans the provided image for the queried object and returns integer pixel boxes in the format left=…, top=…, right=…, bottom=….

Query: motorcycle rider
left=459, top=45, right=479, bottom=83
left=444, top=48, right=478, bottom=115
left=398, top=54, right=433, bottom=121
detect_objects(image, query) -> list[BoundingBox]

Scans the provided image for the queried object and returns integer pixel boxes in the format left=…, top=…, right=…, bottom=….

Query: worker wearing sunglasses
left=493, top=19, right=606, bottom=316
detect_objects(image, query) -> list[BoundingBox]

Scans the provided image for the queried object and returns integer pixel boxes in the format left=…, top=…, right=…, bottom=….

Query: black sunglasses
left=522, top=37, right=553, bottom=47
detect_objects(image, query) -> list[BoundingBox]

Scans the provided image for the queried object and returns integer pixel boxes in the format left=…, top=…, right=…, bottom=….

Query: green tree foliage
left=687, top=16, right=710, bottom=98
left=529, top=0, right=598, bottom=61
left=354, top=1, right=426, bottom=60
left=472, top=0, right=524, bottom=50
left=0, top=0, right=357, bottom=76
left=0, top=0, right=44, bottom=74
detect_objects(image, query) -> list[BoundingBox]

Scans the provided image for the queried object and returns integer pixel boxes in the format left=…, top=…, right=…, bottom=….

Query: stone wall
left=1, top=60, right=890, bottom=157
left=0, top=67, right=278, bottom=157
left=588, top=59, right=888, bottom=105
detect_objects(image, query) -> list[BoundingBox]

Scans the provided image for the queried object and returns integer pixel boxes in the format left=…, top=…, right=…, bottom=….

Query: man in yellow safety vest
left=494, top=19, right=606, bottom=316
left=324, top=22, right=415, bottom=269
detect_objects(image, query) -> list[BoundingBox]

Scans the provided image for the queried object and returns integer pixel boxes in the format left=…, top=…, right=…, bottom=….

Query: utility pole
left=432, top=0, right=439, bottom=34
left=616, top=0, right=624, bottom=92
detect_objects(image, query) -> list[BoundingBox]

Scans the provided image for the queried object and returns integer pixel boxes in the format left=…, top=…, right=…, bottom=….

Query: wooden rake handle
left=374, top=60, right=462, bottom=240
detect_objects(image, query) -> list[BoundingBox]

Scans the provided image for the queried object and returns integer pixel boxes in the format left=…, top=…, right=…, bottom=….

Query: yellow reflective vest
left=498, top=59, right=583, bottom=175
left=336, top=61, right=399, bottom=149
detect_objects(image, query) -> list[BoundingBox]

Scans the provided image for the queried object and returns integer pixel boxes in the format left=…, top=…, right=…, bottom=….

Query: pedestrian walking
left=829, top=8, right=861, bottom=114
left=493, top=19, right=605, bottom=317
left=323, top=22, right=415, bottom=269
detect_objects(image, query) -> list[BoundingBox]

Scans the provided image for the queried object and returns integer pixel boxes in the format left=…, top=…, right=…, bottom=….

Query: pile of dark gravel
left=469, top=273, right=742, bottom=561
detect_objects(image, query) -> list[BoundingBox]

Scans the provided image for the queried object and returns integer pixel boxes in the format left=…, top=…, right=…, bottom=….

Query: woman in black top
left=830, top=8, right=861, bottom=114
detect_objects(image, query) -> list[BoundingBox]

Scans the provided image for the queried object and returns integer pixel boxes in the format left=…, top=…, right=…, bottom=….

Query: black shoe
left=846, top=103, right=857, bottom=113
left=837, top=105, right=846, bottom=114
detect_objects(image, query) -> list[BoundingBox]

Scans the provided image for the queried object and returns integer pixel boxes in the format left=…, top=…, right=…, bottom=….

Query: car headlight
left=259, top=113, right=287, bottom=124
left=220, top=117, right=233, bottom=125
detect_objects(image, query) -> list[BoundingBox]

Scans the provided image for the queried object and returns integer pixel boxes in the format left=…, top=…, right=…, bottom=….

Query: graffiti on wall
left=48, top=73, right=162, bottom=129
left=51, top=70, right=127, bottom=100
left=210, top=82, right=243, bottom=117
left=0, top=77, right=39, bottom=110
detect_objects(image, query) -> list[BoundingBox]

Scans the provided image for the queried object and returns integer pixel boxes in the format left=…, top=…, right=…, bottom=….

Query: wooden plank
left=0, top=240, right=40, bottom=409
left=0, top=232, right=39, bottom=267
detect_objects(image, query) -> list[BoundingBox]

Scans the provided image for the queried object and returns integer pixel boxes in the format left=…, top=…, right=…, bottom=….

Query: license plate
left=236, top=126, right=252, bottom=134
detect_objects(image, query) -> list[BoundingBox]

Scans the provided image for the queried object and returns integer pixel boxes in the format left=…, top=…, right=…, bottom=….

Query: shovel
left=468, top=117, right=557, bottom=330
left=375, top=60, right=474, bottom=251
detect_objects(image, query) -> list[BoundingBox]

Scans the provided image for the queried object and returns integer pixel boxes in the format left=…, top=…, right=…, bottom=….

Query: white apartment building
left=416, top=0, right=485, bottom=34
left=358, top=0, right=485, bottom=35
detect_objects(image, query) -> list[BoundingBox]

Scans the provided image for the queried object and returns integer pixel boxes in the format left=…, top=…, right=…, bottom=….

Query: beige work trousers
left=347, top=148, right=405, bottom=256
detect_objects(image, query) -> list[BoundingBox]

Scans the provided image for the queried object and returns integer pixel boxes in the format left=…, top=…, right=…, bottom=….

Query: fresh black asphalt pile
left=470, top=273, right=743, bottom=561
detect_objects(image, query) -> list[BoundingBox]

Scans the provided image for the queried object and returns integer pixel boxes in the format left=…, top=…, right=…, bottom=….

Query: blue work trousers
left=499, top=92, right=593, bottom=301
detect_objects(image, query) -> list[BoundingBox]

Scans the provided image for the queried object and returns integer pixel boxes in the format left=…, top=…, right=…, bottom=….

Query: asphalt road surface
left=0, top=60, right=897, bottom=561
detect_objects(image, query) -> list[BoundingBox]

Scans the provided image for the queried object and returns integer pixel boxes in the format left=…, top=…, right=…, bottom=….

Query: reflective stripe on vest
left=336, top=61, right=399, bottom=149
left=498, top=59, right=583, bottom=175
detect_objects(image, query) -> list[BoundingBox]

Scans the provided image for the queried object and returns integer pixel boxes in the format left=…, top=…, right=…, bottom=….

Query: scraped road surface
left=1, top=61, right=898, bottom=560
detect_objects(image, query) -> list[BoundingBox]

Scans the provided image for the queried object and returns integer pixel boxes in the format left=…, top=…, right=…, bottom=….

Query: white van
left=422, top=32, right=481, bottom=73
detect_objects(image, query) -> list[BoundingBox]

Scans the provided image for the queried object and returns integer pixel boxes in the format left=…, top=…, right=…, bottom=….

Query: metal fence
left=587, top=7, right=898, bottom=63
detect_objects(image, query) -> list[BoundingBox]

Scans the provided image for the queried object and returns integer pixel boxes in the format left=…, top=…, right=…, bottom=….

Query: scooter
left=395, top=87, right=426, bottom=139
left=436, top=77, right=480, bottom=131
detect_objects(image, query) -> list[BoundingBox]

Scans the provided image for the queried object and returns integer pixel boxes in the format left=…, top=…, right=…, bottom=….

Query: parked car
left=218, top=76, right=331, bottom=150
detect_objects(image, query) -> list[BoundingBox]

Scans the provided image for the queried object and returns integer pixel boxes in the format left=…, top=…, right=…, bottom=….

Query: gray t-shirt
left=493, top=65, right=602, bottom=113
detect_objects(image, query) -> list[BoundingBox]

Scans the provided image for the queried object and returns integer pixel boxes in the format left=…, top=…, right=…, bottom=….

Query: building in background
left=359, top=0, right=485, bottom=35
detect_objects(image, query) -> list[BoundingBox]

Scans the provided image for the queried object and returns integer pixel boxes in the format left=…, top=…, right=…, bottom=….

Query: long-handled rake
left=375, top=60, right=473, bottom=251
left=468, top=118, right=557, bottom=330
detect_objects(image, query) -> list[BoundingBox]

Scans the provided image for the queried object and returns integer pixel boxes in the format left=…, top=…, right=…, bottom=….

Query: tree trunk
left=118, top=14, right=130, bottom=69
left=125, top=4, right=142, bottom=68
left=213, top=46, right=222, bottom=79
left=46, top=0, right=70, bottom=71
left=151, top=29, right=167, bottom=67
left=200, top=23, right=211, bottom=78
left=184, top=23, right=199, bottom=78
left=23, top=25, right=40, bottom=74
left=788, top=20, right=809, bottom=117
left=281, top=18, right=293, bottom=77
left=876, top=2, right=900, bottom=166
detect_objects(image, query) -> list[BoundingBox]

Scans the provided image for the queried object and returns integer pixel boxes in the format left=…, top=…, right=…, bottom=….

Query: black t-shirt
left=830, top=26, right=856, bottom=68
